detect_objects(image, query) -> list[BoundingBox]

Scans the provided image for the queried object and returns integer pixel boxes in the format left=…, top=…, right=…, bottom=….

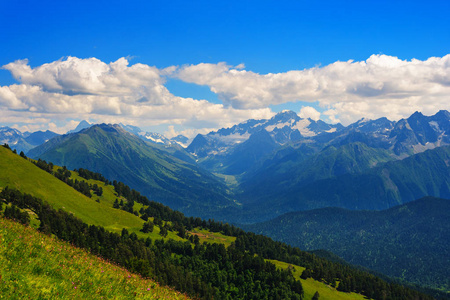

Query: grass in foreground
left=0, top=216, right=189, bottom=300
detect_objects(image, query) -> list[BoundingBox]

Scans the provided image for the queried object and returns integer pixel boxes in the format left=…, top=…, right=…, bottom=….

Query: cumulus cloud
left=0, top=57, right=273, bottom=134
left=1, top=54, right=449, bottom=135
left=299, top=106, right=321, bottom=121
left=172, top=54, right=450, bottom=124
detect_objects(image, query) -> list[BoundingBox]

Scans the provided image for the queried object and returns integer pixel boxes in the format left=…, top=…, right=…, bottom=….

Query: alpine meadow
left=1, top=1, right=449, bottom=299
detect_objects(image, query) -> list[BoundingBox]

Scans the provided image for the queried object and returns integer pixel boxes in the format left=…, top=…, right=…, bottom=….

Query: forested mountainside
left=0, top=144, right=436, bottom=300
left=234, top=145, right=450, bottom=223
left=245, top=197, right=450, bottom=292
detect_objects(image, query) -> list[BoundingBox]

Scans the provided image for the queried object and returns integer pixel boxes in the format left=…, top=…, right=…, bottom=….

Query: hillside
left=0, top=145, right=146, bottom=235
left=239, top=142, right=394, bottom=206
left=245, top=197, right=450, bottom=292
left=27, top=124, right=237, bottom=218
left=0, top=217, right=189, bottom=300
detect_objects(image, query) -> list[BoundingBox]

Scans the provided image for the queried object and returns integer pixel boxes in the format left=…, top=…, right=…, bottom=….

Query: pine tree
left=159, top=226, right=168, bottom=237
left=113, top=199, right=120, bottom=209
left=312, top=291, right=319, bottom=300
left=141, top=221, right=154, bottom=233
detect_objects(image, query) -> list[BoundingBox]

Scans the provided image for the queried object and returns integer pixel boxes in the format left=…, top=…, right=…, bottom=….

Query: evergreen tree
left=113, top=199, right=120, bottom=209
left=159, top=226, right=168, bottom=237
left=312, top=291, right=319, bottom=300
left=141, top=221, right=154, bottom=233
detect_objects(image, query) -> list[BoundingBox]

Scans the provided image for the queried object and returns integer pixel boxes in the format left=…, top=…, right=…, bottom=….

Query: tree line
left=33, top=159, right=102, bottom=198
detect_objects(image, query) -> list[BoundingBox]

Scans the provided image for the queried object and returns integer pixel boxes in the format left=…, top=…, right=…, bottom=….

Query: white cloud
left=299, top=106, right=321, bottom=121
left=1, top=54, right=449, bottom=135
left=172, top=54, right=450, bottom=124
left=0, top=57, right=274, bottom=134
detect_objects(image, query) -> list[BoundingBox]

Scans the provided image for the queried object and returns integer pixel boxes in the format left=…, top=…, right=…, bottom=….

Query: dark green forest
left=245, top=199, right=450, bottom=293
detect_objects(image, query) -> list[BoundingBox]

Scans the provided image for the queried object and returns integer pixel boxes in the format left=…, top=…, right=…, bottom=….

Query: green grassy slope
left=0, top=146, right=185, bottom=241
left=0, top=216, right=189, bottom=300
left=268, top=260, right=369, bottom=300
left=0, top=146, right=143, bottom=232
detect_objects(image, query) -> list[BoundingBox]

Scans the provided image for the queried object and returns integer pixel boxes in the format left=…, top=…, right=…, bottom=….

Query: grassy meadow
left=0, top=216, right=189, bottom=300
left=0, top=147, right=185, bottom=242
left=268, top=260, right=370, bottom=300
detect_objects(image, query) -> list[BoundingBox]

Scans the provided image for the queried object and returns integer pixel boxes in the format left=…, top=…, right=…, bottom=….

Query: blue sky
left=1, top=0, right=449, bottom=136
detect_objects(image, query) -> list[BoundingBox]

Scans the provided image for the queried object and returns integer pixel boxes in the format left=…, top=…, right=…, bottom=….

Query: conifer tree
left=312, top=291, right=319, bottom=300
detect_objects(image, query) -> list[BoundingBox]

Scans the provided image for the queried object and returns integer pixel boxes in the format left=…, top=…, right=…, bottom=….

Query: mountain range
left=2, top=144, right=438, bottom=299
left=3, top=109, right=446, bottom=223
left=2, top=109, right=450, bottom=296
left=0, top=127, right=59, bottom=154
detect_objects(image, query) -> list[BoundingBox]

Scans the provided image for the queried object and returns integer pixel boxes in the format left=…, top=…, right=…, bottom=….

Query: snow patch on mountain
left=265, top=120, right=295, bottom=132
left=293, top=119, right=317, bottom=137
left=429, top=121, right=442, bottom=133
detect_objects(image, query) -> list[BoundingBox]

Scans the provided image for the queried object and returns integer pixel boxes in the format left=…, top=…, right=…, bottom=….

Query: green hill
left=245, top=197, right=450, bottom=293
left=0, top=145, right=146, bottom=236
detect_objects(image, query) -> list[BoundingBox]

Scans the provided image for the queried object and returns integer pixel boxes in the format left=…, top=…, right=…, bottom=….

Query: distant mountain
left=170, top=135, right=190, bottom=147
left=0, top=126, right=33, bottom=153
left=119, top=123, right=189, bottom=147
left=0, top=127, right=60, bottom=154
left=245, top=197, right=450, bottom=291
left=67, top=120, right=92, bottom=134
left=187, top=110, right=343, bottom=174
left=28, top=124, right=236, bottom=218
left=319, top=110, right=450, bottom=155
left=220, top=129, right=279, bottom=175
left=24, top=130, right=59, bottom=146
